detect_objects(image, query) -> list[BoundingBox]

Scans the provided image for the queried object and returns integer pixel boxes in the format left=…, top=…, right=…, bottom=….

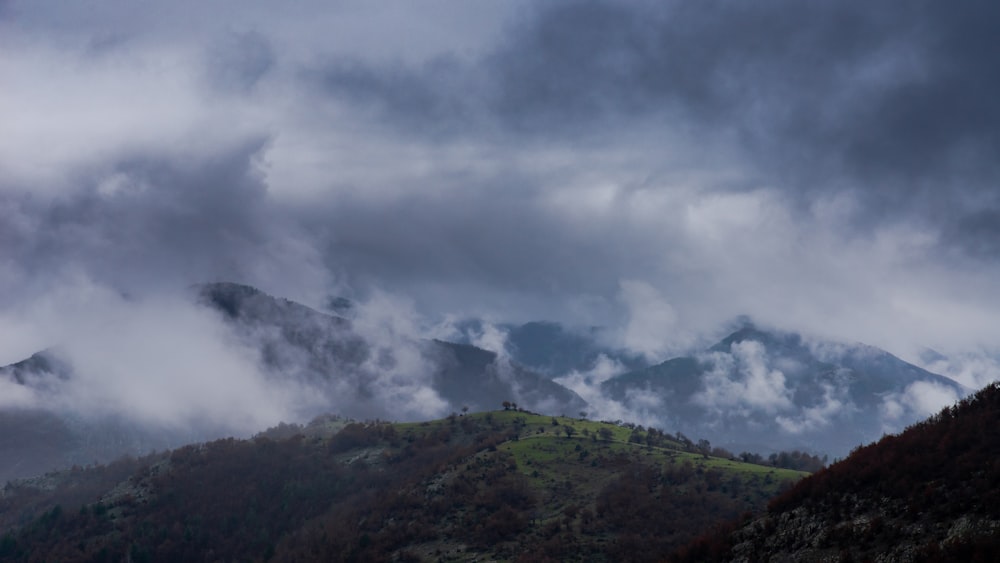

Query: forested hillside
left=0, top=411, right=807, bottom=562
left=673, top=382, right=1000, bottom=562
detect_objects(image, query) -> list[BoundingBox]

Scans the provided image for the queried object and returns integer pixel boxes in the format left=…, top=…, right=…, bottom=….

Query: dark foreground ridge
left=673, top=382, right=1000, bottom=562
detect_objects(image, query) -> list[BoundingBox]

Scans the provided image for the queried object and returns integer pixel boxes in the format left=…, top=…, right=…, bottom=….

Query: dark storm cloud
left=206, top=30, right=275, bottom=94
left=5, top=0, right=1000, bottom=367
left=302, top=180, right=653, bottom=299
left=313, top=56, right=488, bottom=138
left=314, top=0, right=1000, bottom=249
left=1, top=139, right=308, bottom=301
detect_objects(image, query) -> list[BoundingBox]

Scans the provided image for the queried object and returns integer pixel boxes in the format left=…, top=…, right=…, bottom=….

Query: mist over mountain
left=4, top=2, right=1000, bottom=528
left=3, top=3, right=1000, bottom=560
left=188, top=284, right=984, bottom=456
left=195, top=282, right=586, bottom=417
left=0, top=345, right=221, bottom=483
left=0, top=283, right=586, bottom=481
left=1, top=281, right=977, bottom=483
left=449, top=319, right=649, bottom=378
left=597, top=325, right=967, bottom=457
left=6, top=1, right=1000, bottom=372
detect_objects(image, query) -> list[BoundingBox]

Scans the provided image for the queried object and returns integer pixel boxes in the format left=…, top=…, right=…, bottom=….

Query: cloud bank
left=3, top=0, right=1000, bottom=422
left=0, top=282, right=323, bottom=433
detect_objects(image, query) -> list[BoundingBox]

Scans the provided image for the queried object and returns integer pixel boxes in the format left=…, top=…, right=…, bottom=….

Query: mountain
left=0, top=411, right=808, bottom=562
left=673, top=382, right=1000, bottom=562
left=0, top=352, right=205, bottom=483
left=602, top=325, right=969, bottom=457
left=195, top=282, right=586, bottom=416
left=0, top=284, right=976, bottom=484
left=425, top=340, right=587, bottom=416
left=0, top=283, right=585, bottom=482
left=452, top=319, right=648, bottom=378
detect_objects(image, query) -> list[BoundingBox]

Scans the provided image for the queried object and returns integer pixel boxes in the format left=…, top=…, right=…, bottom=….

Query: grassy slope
left=386, top=410, right=803, bottom=507
left=392, top=411, right=806, bottom=561
left=419, top=410, right=803, bottom=476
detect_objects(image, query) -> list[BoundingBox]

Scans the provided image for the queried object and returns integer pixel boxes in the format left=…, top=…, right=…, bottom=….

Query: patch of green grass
left=387, top=410, right=808, bottom=505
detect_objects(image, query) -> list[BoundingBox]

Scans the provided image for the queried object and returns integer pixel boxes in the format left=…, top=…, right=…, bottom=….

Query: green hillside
left=0, top=411, right=808, bottom=562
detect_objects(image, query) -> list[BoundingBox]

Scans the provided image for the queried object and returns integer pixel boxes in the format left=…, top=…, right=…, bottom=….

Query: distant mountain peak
left=193, top=281, right=349, bottom=327
left=603, top=324, right=967, bottom=457
left=708, top=325, right=809, bottom=360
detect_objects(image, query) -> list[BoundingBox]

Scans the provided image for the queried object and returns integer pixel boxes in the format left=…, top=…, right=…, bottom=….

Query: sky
left=3, top=0, right=1000, bottom=391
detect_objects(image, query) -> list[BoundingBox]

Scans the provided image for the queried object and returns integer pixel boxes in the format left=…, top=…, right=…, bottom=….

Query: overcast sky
left=3, top=0, right=1000, bottom=372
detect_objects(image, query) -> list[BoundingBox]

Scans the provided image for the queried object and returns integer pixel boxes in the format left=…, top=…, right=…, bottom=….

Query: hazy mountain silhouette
left=0, top=288, right=974, bottom=483
left=450, top=319, right=648, bottom=378
left=195, top=282, right=586, bottom=416
left=0, top=283, right=586, bottom=481
left=603, top=324, right=968, bottom=456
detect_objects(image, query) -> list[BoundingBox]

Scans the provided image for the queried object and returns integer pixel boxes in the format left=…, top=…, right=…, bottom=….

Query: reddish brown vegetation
left=0, top=412, right=796, bottom=562
left=671, top=382, right=1000, bottom=562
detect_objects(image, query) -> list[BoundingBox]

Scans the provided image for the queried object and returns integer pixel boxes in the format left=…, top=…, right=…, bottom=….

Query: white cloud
left=2, top=0, right=1000, bottom=450
left=901, top=380, right=961, bottom=418
left=0, top=280, right=322, bottom=433
left=616, top=279, right=680, bottom=360
left=693, top=341, right=793, bottom=415
left=880, top=380, right=961, bottom=432
left=0, top=38, right=263, bottom=194
left=919, top=352, right=1000, bottom=390
left=554, top=354, right=664, bottom=426
left=0, top=378, right=39, bottom=409
left=775, top=383, right=851, bottom=435
left=466, top=321, right=510, bottom=360
left=350, top=289, right=450, bottom=419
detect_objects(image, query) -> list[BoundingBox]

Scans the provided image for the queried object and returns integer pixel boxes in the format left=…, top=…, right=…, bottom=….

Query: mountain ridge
left=602, top=324, right=967, bottom=456
left=0, top=410, right=809, bottom=562
left=673, top=382, right=1000, bottom=562
left=0, top=283, right=586, bottom=482
left=0, top=282, right=976, bottom=482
